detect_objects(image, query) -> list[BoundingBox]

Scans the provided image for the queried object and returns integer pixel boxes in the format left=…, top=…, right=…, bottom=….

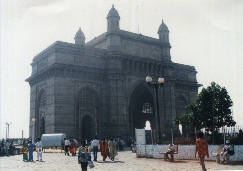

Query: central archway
left=129, top=83, right=155, bottom=136
left=35, top=89, right=46, bottom=138
left=75, top=87, right=99, bottom=142
left=81, top=115, right=94, bottom=141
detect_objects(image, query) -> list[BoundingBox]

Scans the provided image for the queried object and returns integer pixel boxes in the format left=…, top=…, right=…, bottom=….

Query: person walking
left=5, top=140, right=10, bottom=157
left=35, top=138, right=43, bottom=162
left=64, top=138, right=71, bottom=156
left=28, top=140, right=34, bottom=162
left=91, top=136, right=99, bottom=162
left=78, top=140, right=91, bottom=171
left=195, top=132, right=209, bottom=171
left=109, top=137, right=117, bottom=161
left=101, top=137, right=109, bottom=161
left=22, top=140, right=28, bottom=161
left=71, top=139, right=77, bottom=156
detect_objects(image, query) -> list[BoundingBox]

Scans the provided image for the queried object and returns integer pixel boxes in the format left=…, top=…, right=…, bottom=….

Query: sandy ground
left=1, top=148, right=243, bottom=171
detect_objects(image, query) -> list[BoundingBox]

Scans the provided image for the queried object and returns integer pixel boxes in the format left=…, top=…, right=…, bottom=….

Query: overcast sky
left=1, top=0, right=243, bottom=139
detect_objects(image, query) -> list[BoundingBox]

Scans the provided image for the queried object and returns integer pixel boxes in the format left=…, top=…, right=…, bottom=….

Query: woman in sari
left=195, top=132, right=209, bottom=171
left=101, top=137, right=109, bottom=161
left=109, top=137, right=117, bottom=161
left=22, top=140, right=28, bottom=161
left=71, top=140, right=77, bottom=156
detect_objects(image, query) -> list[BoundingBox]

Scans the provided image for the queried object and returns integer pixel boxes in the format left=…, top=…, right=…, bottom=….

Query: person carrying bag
left=78, top=140, right=92, bottom=171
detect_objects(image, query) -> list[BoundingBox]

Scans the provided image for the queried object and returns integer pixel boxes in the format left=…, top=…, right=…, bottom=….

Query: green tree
left=174, top=82, right=236, bottom=133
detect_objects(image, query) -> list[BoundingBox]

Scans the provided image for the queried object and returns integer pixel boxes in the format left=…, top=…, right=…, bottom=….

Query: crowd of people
left=0, top=139, right=18, bottom=156
left=0, top=138, right=43, bottom=162
left=77, top=136, right=128, bottom=171
left=63, top=137, right=78, bottom=156
left=61, top=136, right=129, bottom=170
left=1, top=134, right=237, bottom=171
left=22, top=138, right=43, bottom=162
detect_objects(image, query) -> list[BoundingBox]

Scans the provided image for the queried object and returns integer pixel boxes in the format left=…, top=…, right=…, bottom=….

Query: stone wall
left=136, top=145, right=243, bottom=161
left=121, top=39, right=161, bottom=60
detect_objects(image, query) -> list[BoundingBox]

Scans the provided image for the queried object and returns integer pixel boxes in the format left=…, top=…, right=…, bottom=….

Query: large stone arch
left=176, top=95, right=189, bottom=136
left=35, top=89, right=47, bottom=138
left=128, top=82, right=155, bottom=137
left=75, top=86, right=100, bottom=142
left=175, top=95, right=188, bottom=117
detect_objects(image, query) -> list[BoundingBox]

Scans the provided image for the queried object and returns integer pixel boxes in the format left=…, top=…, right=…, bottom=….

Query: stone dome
left=158, top=20, right=168, bottom=32
left=75, top=27, right=85, bottom=39
left=107, top=5, right=120, bottom=18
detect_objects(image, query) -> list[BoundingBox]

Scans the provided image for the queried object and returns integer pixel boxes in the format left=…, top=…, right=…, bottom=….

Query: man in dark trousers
left=91, top=136, right=100, bottom=161
left=64, top=138, right=71, bottom=156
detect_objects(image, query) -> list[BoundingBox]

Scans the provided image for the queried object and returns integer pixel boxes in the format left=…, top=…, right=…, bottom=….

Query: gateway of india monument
left=26, top=5, right=200, bottom=142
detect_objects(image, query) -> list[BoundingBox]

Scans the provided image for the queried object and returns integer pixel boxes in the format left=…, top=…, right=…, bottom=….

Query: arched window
left=142, top=102, right=153, bottom=114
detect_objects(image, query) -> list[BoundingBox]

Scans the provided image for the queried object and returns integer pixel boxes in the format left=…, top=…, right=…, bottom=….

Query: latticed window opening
left=142, top=102, right=153, bottom=114
left=78, top=88, right=97, bottom=106
left=39, top=91, right=46, bottom=106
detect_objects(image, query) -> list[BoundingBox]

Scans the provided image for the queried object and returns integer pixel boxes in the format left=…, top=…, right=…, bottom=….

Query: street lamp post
left=5, top=122, right=12, bottom=139
left=146, top=76, right=165, bottom=144
left=5, top=123, right=8, bottom=140
left=32, top=118, right=36, bottom=144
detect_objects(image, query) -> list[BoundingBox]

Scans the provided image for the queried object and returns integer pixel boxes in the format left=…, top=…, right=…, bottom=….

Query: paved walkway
left=1, top=148, right=243, bottom=171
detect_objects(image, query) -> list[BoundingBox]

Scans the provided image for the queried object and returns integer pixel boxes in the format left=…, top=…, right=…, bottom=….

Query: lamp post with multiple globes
left=5, top=122, right=12, bottom=139
left=146, top=76, right=165, bottom=144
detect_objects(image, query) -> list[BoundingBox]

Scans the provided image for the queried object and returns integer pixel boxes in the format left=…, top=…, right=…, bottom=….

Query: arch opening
left=81, top=115, right=94, bottom=141
left=129, top=84, right=155, bottom=137
left=176, top=95, right=189, bottom=136
left=75, top=87, right=99, bottom=142
left=35, top=90, right=46, bottom=138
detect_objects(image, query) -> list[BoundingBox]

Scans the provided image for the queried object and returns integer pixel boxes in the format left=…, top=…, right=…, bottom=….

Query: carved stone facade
left=26, top=5, right=200, bottom=142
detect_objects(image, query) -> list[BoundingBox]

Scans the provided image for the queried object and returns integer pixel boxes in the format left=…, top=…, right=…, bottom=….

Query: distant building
left=26, top=5, right=200, bottom=142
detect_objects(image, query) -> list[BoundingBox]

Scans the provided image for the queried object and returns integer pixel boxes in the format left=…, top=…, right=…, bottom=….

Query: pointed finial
left=112, top=4, right=114, bottom=8
left=162, top=19, right=164, bottom=23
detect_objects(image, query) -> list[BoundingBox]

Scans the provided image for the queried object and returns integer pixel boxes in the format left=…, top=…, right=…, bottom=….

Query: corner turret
left=106, top=5, right=120, bottom=31
left=158, top=20, right=169, bottom=43
left=158, top=20, right=171, bottom=61
left=74, top=27, right=85, bottom=45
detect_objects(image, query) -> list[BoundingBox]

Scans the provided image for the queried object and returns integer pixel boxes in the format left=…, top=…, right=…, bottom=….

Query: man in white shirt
left=64, top=138, right=71, bottom=156
left=35, top=138, right=43, bottom=161
left=91, top=136, right=100, bottom=161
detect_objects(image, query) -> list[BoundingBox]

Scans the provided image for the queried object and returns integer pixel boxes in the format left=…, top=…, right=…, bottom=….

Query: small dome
left=75, top=27, right=85, bottom=39
left=107, top=5, right=120, bottom=18
left=158, top=20, right=168, bottom=32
